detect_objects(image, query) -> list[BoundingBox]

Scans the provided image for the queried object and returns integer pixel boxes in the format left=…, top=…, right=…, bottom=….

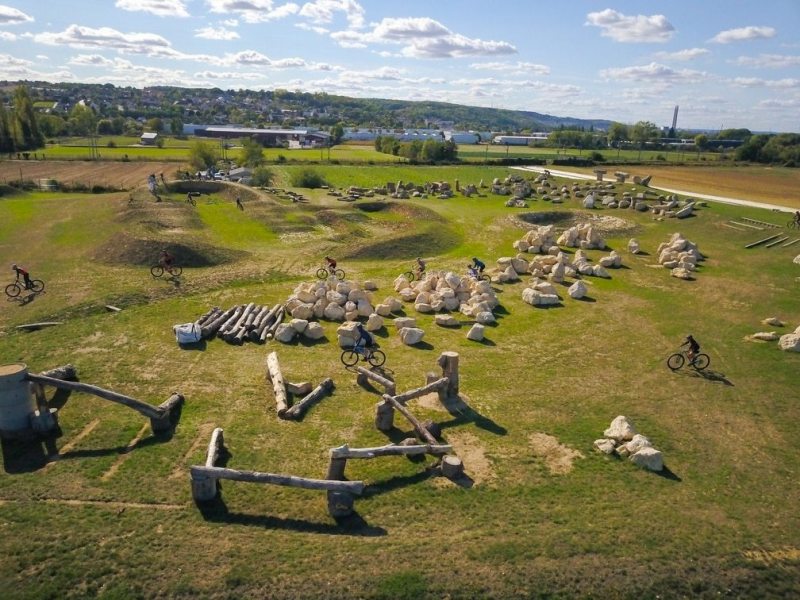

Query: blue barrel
left=0, top=363, right=35, bottom=435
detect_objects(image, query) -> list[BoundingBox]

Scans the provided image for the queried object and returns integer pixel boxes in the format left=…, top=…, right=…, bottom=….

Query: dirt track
left=0, top=160, right=187, bottom=190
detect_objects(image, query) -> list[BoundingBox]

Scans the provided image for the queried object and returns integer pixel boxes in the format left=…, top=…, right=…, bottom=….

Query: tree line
left=373, top=135, right=457, bottom=162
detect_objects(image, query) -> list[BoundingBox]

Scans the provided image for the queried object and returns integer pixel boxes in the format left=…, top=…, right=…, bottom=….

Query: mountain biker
left=471, top=257, right=486, bottom=273
left=236, top=195, right=243, bottom=210
left=681, top=334, right=700, bottom=360
left=794, top=210, right=800, bottom=225
left=325, top=256, right=337, bottom=272
left=354, top=322, right=373, bottom=352
left=415, top=257, right=426, bottom=275
left=467, top=264, right=479, bottom=279
left=11, top=264, right=33, bottom=289
left=159, top=250, right=175, bottom=270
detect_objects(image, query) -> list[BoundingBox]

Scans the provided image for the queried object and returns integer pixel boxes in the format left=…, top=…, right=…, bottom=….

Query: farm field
left=0, top=165, right=799, bottom=599
left=458, top=143, right=718, bottom=164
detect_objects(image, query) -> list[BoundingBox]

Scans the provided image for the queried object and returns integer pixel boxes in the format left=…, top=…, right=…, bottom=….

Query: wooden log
left=29, top=382, right=58, bottom=433
left=222, top=303, right=255, bottom=342
left=243, top=305, right=260, bottom=331
left=190, top=469, right=218, bottom=502
left=39, top=364, right=77, bottom=380
left=266, top=351, right=288, bottom=416
left=286, top=381, right=312, bottom=395
left=205, top=427, right=225, bottom=467
left=330, top=443, right=452, bottom=460
left=745, top=234, right=781, bottom=249
left=189, top=465, right=364, bottom=494
left=249, top=305, right=270, bottom=331
left=201, top=306, right=237, bottom=339
left=441, top=455, right=464, bottom=479
left=217, top=305, right=244, bottom=337
left=437, top=351, right=460, bottom=400
left=392, top=377, right=448, bottom=405
left=327, top=457, right=347, bottom=480
left=383, top=394, right=438, bottom=445
left=765, top=236, right=789, bottom=248
left=355, top=366, right=396, bottom=395
left=782, top=238, right=800, bottom=248
left=375, top=398, right=394, bottom=431
left=16, top=322, right=63, bottom=331
left=194, top=307, right=219, bottom=328
left=327, top=490, right=355, bottom=518
left=105, top=305, right=122, bottom=312
left=283, top=378, right=334, bottom=420
left=150, top=393, right=184, bottom=433
left=264, top=307, right=285, bottom=340
left=253, top=304, right=282, bottom=341
left=27, top=373, right=164, bottom=420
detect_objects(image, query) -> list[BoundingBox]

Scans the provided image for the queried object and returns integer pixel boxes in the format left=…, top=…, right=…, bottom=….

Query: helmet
left=11, top=263, right=16, bottom=270
left=472, top=258, right=478, bottom=262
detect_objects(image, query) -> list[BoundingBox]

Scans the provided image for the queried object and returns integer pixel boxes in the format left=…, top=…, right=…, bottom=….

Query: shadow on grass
left=363, top=469, right=436, bottom=498
left=1, top=432, right=62, bottom=474
left=574, top=295, right=597, bottom=303
left=297, top=335, right=329, bottom=347
left=178, top=340, right=207, bottom=351
left=409, top=340, right=435, bottom=351
left=196, top=496, right=386, bottom=536
left=656, top=465, right=682, bottom=482
left=438, top=394, right=507, bottom=436
left=471, top=337, right=496, bottom=347
left=674, top=367, right=734, bottom=386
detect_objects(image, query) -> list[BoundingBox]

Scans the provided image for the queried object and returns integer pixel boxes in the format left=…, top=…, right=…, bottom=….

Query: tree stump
left=422, top=419, right=441, bottom=439
left=327, top=457, right=347, bottom=480
left=375, top=398, right=394, bottom=431
left=441, top=455, right=464, bottom=480
left=191, top=472, right=218, bottom=502
left=437, top=351, right=459, bottom=400
left=327, top=490, right=355, bottom=518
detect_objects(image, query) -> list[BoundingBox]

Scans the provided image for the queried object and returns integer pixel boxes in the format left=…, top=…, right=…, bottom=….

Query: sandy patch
left=743, top=547, right=800, bottom=565
left=528, top=432, right=584, bottom=475
left=440, top=430, right=496, bottom=486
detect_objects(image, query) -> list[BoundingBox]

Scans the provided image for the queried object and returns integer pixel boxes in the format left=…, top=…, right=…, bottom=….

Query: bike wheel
left=170, top=266, right=183, bottom=277
left=479, top=273, right=490, bottom=282
left=316, top=268, right=329, bottom=280
left=667, top=353, right=684, bottom=370
left=340, top=350, right=359, bottom=367
left=150, top=265, right=164, bottom=278
left=403, top=271, right=415, bottom=282
left=691, top=354, right=710, bottom=370
left=368, top=350, right=386, bottom=367
left=29, top=280, right=44, bottom=293
left=334, top=268, right=345, bottom=281
left=788, top=220, right=798, bottom=229
left=5, top=283, right=21, bottom=298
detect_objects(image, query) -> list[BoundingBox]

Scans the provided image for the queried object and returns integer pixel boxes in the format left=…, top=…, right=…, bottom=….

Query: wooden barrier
left=383, top=394, right=438, bottom=445
left=327, top=442, right=452, bottom=480
left=355, top=366, right=396, bottom=395
left=265, top=352, right=288, bottom=416
left=283, top=378, right=334, bottom=420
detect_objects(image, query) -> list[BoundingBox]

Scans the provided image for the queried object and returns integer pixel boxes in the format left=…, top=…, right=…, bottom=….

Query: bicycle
left=316, top=265, right=345, bottom=280
left=787, top=219, right=800, bottom=229
left=186, top=193, right=196, bottom=206
left=467, top=269, right=490, bottom=283
left=403, top=267, right=425, bottom=282
left=667, top=348, right=710, bottom=371
left=340, top=344, right=386, bottom=367
left=5, top=277, right=45, bottom=298
left=151, top=264, right=183, bottom=278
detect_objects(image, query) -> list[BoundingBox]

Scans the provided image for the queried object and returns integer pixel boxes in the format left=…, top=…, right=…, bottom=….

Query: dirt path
left=0, top=160, right=187, bottom=190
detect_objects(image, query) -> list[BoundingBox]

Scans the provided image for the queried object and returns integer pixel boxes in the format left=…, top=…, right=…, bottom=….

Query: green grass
left=0, top=168, right=799, bottom=599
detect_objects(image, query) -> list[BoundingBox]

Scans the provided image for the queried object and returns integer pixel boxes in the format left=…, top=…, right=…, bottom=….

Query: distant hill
left=2, top=80, right=614, bottom=132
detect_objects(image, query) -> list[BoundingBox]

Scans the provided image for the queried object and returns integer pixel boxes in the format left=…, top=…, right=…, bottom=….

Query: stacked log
left=189, top=303, right=285, bottom=345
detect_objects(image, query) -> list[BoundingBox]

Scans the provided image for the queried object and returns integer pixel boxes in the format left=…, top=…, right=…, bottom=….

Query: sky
left=0, top=0, right=799, bottom=132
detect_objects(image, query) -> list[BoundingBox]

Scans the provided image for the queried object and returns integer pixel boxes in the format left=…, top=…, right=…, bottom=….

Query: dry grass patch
left=528, top=433, right=584, bottom=475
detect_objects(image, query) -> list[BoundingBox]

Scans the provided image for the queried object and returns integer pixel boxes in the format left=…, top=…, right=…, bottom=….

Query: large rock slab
left=274, top=323, right=297, bottom=343
left=629, top=447, right=664, bottom=472
left=568, top=280, right=588, bottom=299
left=394, top=316, right=417, bottom=330
left=398, top=327, right=425, bottom=345
left=303, top=321, right=325, bottom=340
left=466, top=323, right=485, bottom=341
left=604, top=415, right=636, bottom=441
left=778, top=333, right=800, bottom=352
left=435, top=314, right=459, bottom=327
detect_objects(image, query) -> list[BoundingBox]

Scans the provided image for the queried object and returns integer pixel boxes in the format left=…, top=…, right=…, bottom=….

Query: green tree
left=251, top=166, right=275, bottom=187
left=694, top=133, right=709, bottom=158
left=330, top=122, right=344, bottom=145
left=96, top=119, right=115, bottom=135
left=170, top=117, right=183, bottom=136
left=188, top=140, right=219, bottom=170
left=631, top=120, right=658, bottom=160
left=607, top=122, right=628, bottom=146
left=145, top=117, right=164, bottom=133
left=12, top=85, right=44, bottom=150
left=37, top=114, right=67, bottom=139
left=0, top=102, right=13, bottom=153
left=68, top=104, right=96, bottom=136
left=239, top=138, right=264, bottom=167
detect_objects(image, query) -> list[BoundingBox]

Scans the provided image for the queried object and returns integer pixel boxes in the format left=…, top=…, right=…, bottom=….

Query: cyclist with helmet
left=11, top=264, right=33, bottom=289
left=682, top=334, right=700, bottom=360
left=471, top=257, right=486, bottom=273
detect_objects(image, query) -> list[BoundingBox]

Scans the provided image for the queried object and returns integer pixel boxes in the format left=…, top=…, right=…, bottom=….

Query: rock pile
left=393, top=270, right=499, bottom=321
left=656, top=233, right=704, bottom=280
left=512, top=225, right=559, bottom=254
left=286, top=279, right=383, bottom=323
left=594, top=416, right=664, bottom=472
left=556, top=223, right=607, bottom=250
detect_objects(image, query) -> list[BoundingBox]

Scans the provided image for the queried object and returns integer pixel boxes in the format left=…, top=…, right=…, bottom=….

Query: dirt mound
left=356, top=201, right=445, bottom=222
left=344, top=223, right=461, bottom=260
left=117, top=201, right=204, bottom=231
left=515, top=210, right=637, bottom=234
left=93, top=233, right=247, bottom=267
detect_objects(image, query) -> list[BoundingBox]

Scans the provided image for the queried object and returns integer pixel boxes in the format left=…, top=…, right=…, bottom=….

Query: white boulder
left=394, top=316, right=417, bottom=330
left=466, top=323, right=485, bottom=341
left=629, top=447, right=664, bottom=472
left=323, top=303, right=346, bottom=321
left=435, top=314, right=459, bottom=327
left=604, top=416, right=636, bottom=441
left=568, top=280, right=587, bottom=299
left=274, top=323, right=297, bottom=343
left=289, top=318, right=308, bottom=333
left=366, top=313, right=383, bottom=331
left=593, top=439, right=617, bottom=455
left=778, top=333, right=800, bottom=352
left=398, top=327, right=425, bottom=345
left=303, top=321, right=325, bottom=340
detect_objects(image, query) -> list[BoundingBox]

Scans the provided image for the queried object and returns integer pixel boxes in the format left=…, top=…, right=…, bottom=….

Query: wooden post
left=283, top=378, right=334, bottom=420
left=29, top=382, right=57, bottom=433
left=355, top=366, right=396, bottom=395
left=191, top=470, right=218, bottom=502
left=265, top=352, right=288, bottom=417
left=392, top=377, right=448, bottom=405
left=437, top=351, right=459, bottom=400
left=205, top=427, right=224, bottom=467
left=327, top=491, right=355, bottom=518
left=383, top=394, right=438, bottom=445
left=441, top=455, right=464, bottom=479
left=375, top=398, right=394, bottom=431
left=327, top=457, right=347, bottom=480
left=150, top=393, right=184, bottom=433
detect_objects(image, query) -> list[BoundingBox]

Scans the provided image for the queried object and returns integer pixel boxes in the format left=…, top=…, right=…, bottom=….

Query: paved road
left=511, top=166, right=796, bottom=213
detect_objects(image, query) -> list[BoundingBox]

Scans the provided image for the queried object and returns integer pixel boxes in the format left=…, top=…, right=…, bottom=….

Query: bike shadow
left=674, top=367, right=734, bottom=386
left=6, top=291, right=40, bottom=306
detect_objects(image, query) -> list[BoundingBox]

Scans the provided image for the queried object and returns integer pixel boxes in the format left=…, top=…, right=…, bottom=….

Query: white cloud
left=221, top=19, right=238, bottom=27
left=299, top=0, right=365, bottom=29
left=652, top=48, right=709, bottom=61
left=758, top=98, right=800, bottom=108
left=371, top=17, right=450, bottom=40
left=0, top=5, right=33, bottom=25
left=115, top=0, right=189, bottom=18
left=68, top=54, right=116, bottom=66
left=710, top=26, right=776, bottom=44
left=600, top=62, right=706, bottom=83
left=35, top=54, right=48, bottom=60
left=470, top=61, right=550, bottom=75
left=401, top=34, right=516, bottom=58
left=295, top=22, right=329, bottom=35
left=731, top=77, right=800, bottom=89
left=0, top=53, right=71, bottom=80
left=585, top=9, right=674, bottom=43
left=34, top=24, right=176, bottom=56
left=0, top=53, right=31, bottom=67
left=195, top=70, right=263, bottom=80
left=206, top=0, right=299, bottom=23
left=0, top=30, right=16, bottom=41
left=734, top=54, right=800, bottom=69
left=195, top=26, right=240, bottom=40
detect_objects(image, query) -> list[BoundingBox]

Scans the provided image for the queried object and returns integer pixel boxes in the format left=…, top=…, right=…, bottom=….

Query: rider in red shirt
left=11, top=264, right=32, bottom=289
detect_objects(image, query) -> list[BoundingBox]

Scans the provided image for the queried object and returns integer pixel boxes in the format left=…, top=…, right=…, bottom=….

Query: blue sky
left=1, top=1, right=798, bottom=131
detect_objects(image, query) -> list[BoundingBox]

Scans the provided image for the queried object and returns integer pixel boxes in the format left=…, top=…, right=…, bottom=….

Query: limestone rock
left=366, top=313, right=383, bottom=331
left=323, top=302, right=346, bottom=321
left=621, top=434, right=652, bottom=456
left=762, top=317, right=784, bottom=327
left=289, top=318, right=308, bottom=333
left=336, top=321, right=359, bottom=348
left=398, top=327, right=425, bottom=345
left=274, top=323, right=297, bottom=343
left=362, top=280, right=378, bottom=291
left=375, top=303, right=392, bottom=317
left=671, top=267, right=693, bottom=280
left=593, top=438, right=617, bottom=455
left=303, top=321, right=325, bottom=340
left=475, top=311, right=496, bottom=325
left=794, top=254, right=800, bottom=265
left=435, top=314, right=459, bottom=327
left=291, top=303, right=314, bottom=320
left=629, top=447, right=664, bottom=472
left=394, top=316, right=416, bottom=330
left=466, top=323, right=485, bottom=341
left=778, top=333, right=800, bottom=352
left=747, top=331, right=779, bottom=342
left=568, top=280, right=587, bottom=299
left=604, top=415, right=636, bottom=441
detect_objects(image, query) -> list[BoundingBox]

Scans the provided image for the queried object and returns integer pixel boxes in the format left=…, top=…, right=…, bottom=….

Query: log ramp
left=194, top=303, right=284, bottom=346
left=266, top=352, right=334, bottom=420
left=26, top=364, right=184, bottom=435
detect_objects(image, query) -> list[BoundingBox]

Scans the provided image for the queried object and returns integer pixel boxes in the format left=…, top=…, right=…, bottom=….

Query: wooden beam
left=330, top=443, right=452, bottom=459
left=745, top=234, right=781, bottom=249
left=189, top=465, right=364, bottom=495
left=265, top=352, right=288, bottom=416
left=283, top=378, right=334, bottom=420
left=383, top=394, right=438, bottom=445
left=392, top=377, right=448, bottom=405
left=205, top=428, right=224, bottom=468
left=765, top=236, right=789, bottom=248
left=355, top=366, right=396, bottom=395
left=16, top=322, right=63, bottom=331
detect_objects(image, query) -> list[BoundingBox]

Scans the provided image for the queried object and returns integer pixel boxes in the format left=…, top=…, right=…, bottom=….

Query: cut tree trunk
left=205, top=427, right=225, bottom=467
left=383, top=394, right=438, bottom=445
left=355, top=366, right=396, bottom=395
left=441, top=455, right=464, bottom=479
left=283, top=378, right=334, bottom=420
left=375, top=398, right=394, bottom=431
left=201, top=306, right=237, bottom=339
left=189, top=465, right=364, bottom=494
left=436, top=351, right=460, bottom=400
left=266, top=351, right=288, bottom=416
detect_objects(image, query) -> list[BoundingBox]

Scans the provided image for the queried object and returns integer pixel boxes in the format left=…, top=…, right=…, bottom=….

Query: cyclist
left=681, top=334, right=700, bottom=361
left=471, top=257, right=486, bottom=274
left=159, top=250, right=175, bottom=272
left=236, top=195, right=244, bottom=211
left=11, top=264, right=33, bottom=289
left=415, top=257, right=426, bottom=276
left=467, top=264, right=479, bottom=279
left=186, top=192, right=193, bottom=204
left=324, top=256, right=337, bottom=273
left=354, top=322, right=373, bottom=354
left=794, top=210, right=800, bottom=225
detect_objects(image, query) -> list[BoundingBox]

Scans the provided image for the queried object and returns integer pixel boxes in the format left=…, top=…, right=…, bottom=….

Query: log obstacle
left=190, top=428, right=364, bottom=518
left=326, top=442, right=452, bottom=480
left=384, top=394, right=438, bottom=445
left=283, top=378, right=334, bottom=420
left=744, top=234, right=781, bottom=249
left=355, top=366, right=396, bottom=395
left=194, top=302, right=284, bottom=345
left=266, top=352, right=334, bottom=420
left=266, top=351, right=288, bottom=417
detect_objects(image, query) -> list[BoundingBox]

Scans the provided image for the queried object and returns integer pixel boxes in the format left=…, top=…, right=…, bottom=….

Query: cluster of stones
left=393, top=271, right=499, bottom=343
left=581, top=189, right=653, bottom=212
left=746, top=317, right=800, bottom=352
left=594, top=416, right=664, bottom=472
left=556, top=223, right=607, bottom=250
left=657, top=233, right=704, bottom=280
left=278, top=279, right=396, bottom=344
left=384, top=180, right=455, bottom=200
left=651, top=195, right=696, bottom=219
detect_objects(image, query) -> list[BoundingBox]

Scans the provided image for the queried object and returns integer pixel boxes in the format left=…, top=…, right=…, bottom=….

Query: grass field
left=0, top=165, right=799, bottom=599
